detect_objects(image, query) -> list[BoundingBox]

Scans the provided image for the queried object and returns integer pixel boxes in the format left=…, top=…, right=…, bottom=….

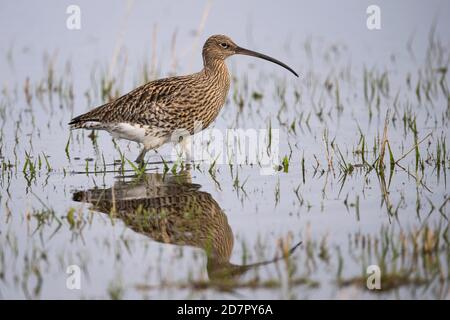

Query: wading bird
left=69, top=35, right=298, bottom=163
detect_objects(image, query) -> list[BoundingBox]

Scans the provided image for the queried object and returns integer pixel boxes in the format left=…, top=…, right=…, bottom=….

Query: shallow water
left=0, top=0, right=449, bottom=299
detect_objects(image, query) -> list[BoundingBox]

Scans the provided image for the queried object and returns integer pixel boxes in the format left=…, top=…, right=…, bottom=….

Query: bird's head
left=202, top=35, right=238, bottom=60
left=202, top=34, right=298, bottom=77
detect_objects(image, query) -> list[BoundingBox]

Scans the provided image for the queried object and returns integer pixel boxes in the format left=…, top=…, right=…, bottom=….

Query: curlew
left=69, top=35, right=298, bottom=163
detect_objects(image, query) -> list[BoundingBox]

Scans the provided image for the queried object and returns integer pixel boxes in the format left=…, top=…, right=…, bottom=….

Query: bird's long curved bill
left=235, top=46, right=299, bottom=77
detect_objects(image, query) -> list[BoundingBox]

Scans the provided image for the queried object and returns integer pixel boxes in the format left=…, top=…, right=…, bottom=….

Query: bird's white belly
left=106, top=123, right=168, bottom=149
left=108, top=123, right=146, bottom=142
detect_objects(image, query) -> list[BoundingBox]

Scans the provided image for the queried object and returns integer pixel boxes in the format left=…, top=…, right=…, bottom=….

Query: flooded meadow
left=0, top=1, right=449, bottom=299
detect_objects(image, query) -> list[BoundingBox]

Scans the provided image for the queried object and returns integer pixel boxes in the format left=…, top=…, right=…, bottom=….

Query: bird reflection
left=72, top=170, right=300, bottom=282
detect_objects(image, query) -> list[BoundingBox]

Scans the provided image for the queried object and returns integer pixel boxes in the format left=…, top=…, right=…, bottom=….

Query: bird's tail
left=69, top=110, right=103, bottom=130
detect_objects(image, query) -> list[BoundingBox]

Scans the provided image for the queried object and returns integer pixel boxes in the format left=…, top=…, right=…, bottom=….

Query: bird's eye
left=220, top=42, right=229, bottom=49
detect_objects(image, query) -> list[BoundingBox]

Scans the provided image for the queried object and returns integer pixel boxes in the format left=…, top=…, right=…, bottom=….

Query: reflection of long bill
left=73, top=171, right=301, bottom=281
left=235, top=46, right=299, bottom=77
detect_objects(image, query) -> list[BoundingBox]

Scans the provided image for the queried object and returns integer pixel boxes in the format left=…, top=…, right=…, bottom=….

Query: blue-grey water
left=0, top=0, right=449, bottom=299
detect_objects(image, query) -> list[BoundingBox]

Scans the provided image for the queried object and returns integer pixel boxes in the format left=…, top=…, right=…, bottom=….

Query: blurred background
left=1, top=0, right=449, bottom=79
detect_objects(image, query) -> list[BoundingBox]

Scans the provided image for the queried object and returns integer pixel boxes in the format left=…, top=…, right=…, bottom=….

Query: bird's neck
left=203, top=59, right=230, bottom=88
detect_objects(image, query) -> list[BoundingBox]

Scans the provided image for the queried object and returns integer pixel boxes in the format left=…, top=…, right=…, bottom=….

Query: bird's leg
left=179, top=135, right=192, bottom=162
left=135, top=147, right=148, bottom=164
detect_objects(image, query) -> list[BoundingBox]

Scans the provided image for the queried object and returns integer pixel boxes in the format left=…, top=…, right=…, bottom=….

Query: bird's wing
left=69, top=75, right=192, bottom=127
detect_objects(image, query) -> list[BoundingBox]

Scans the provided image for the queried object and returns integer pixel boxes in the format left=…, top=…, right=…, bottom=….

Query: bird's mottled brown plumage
left=69, top=34, right=298, bottom=163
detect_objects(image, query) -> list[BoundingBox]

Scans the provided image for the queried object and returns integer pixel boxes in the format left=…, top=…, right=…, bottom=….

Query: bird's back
left=69, top=69, right=230, bottom=136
